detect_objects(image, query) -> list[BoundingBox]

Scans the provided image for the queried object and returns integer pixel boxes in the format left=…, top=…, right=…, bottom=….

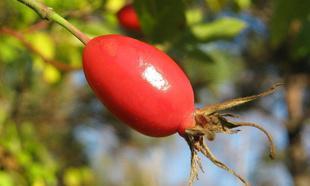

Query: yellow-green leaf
left=0, top=172, right=14, bottom=186
left=33, top=58, right=61, bottom=84
left=205, top=0, right=228, bottom=12
left=191, top=17, right=247, bottom=41
left=105, top=0, right=126, bottom=12
left=28, top=32, right=55, bottom=58
left=186, top=8, right=203, bottom=26
left=33, top=57, right=45, bottom=71
left=43, top=65, right=61, bottom=84
left=235, top=0, right=251, bottom=10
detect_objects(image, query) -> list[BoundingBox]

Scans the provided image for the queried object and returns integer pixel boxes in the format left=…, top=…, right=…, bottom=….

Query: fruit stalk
left=17, top=0, right=90, bottom=45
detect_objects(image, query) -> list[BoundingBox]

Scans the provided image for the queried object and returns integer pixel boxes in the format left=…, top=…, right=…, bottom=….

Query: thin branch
left=23, top=20, right=48, bottom=33
left=0, top=27, right=80, bottom=72
left=285, top=74, right=310, bottom=185
left=286, top=75, right=307, bottom=124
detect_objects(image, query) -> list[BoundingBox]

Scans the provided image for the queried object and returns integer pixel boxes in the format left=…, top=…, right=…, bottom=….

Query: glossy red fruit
left=117, top=4, right=141, bottom=32
left=83, top=34, right=195, bottom=137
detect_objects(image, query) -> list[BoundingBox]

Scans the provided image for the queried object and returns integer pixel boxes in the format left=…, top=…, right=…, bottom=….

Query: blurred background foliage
left=0, top=0, right=309, bottom=186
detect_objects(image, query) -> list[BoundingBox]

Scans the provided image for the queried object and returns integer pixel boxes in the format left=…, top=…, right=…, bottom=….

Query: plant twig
left=23, top=20, right=48, bottom=33
left=16, top=0, right=90, bottom=45
left=285, top=75, right=310, bottom=185
left=0, top=27, right=80, bottom=72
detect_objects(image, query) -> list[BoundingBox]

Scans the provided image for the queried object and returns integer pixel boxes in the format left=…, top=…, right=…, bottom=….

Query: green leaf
left=205, top=0, right=227, bottom=12
left=271, top=0, right=310, bottom=46
left=33, top=57, right=61, bottom=84
left=25, top=32, right=61, bottom=84
left=292, top=19, right=310, bottom=59
left=205, top=0, right=251, bottom=12
left=1, top=122, right=21, bottom=154
left=77, top=18, right=119, bottom=37
left=0, top=37, right=24, bottom=63
left=191, top=17, right=247, bottom=41
left=134, top=0, right=186, bottom=43
left=64, top=168, right=82, bottom=186
left=0, top=108, right=7, bottom=125
left=0, top=172, right=14, bottom=186
left=43, top=65, right=61, bottom=84
left=235, top=0, right=251, bottom=10
left=27, top=32, right=55, bottom=58
left=186, top=8, right=203, bottom=26
left=105, top=0, right=126, bottom=12
left=0, top=43, right=18, bottom=63
left=64, top=167, right=95, bottom=186
left=182, top=48, right=244, bottom=85
left=13, top=0, right=38, bottom=26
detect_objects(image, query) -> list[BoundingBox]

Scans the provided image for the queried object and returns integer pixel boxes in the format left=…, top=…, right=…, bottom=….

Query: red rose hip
left=82, top=34, right=279, bottom=185
left=117, top=4, right=141, bottom=32
left=17, top=1, right=281, bottom=185
left=82, top=34, right=195, bottom=137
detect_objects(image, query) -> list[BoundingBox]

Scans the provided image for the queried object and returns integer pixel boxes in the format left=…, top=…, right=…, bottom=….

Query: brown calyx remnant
left=184, top=83, right=283, bottom=186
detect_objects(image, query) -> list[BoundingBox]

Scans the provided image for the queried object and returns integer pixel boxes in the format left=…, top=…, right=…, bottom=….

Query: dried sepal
left=184, top=134, right=249, bottom=186
left=228, top=121, right=275, bottom=159
left=185, top=83, right=282, bottom=186
left=196, top=83, right=283, bottom=115
left=185, top=135, right=204, bottom=186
